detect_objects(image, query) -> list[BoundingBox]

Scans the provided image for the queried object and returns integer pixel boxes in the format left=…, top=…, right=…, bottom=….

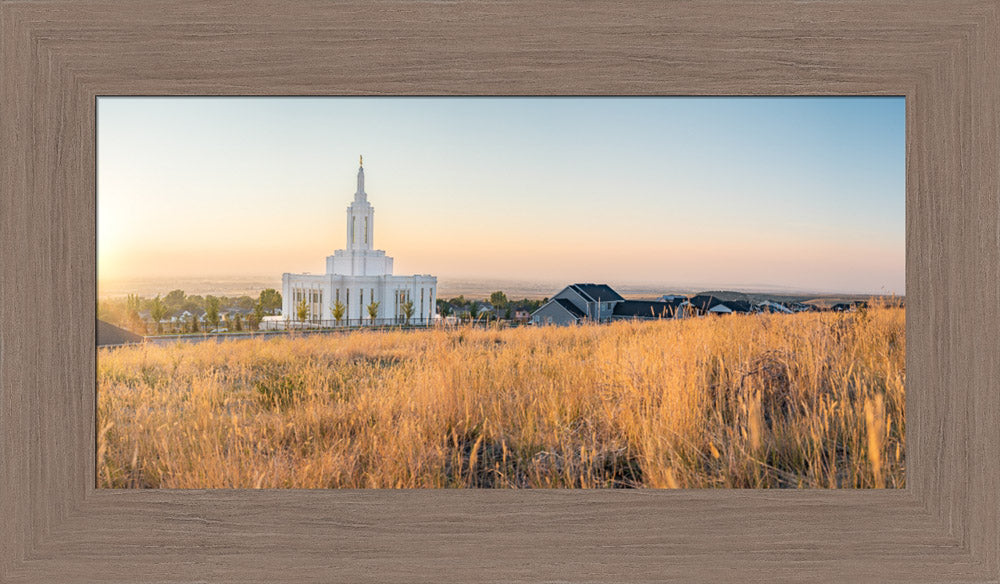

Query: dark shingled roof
left=721, top=300, right=753, bottom=313
left=97, top=319, right=144, bottom=347
left=552, top=298, right=587, bottom=319
left=686, top=295, right=726, bottom=311
left=569, top=283, right=624, bottom=303
left=612, top=300, right=681, bottom=319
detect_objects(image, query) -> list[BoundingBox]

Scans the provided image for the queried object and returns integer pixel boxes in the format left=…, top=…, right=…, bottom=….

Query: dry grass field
left=97, top=305, right=905, bottom=488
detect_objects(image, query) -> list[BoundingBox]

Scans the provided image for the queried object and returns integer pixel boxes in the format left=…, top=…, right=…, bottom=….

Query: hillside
left=98, top=308, right=905, bottom=489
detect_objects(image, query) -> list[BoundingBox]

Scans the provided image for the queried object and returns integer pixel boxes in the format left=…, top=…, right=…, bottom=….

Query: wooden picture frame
left=1, top=1, right=997, bottom=581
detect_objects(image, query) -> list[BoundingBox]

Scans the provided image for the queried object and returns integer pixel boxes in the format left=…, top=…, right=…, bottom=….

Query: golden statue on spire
left=359, top=155, right=363, bottom=167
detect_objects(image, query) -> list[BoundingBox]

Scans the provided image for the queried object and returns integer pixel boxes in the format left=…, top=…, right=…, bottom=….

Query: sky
left=97, top=96, right=905, bottom=295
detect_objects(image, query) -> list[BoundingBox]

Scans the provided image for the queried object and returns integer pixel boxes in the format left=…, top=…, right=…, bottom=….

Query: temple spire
left=355, top=155, right=366, bottom=199
left=348, top=157, right=373, bottom=250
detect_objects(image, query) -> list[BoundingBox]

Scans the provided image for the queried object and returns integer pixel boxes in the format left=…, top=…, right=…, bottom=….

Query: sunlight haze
left=97, top=96, right=905, bottom=296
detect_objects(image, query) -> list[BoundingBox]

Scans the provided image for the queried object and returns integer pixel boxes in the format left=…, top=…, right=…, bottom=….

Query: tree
left=235, top=295, right=255, bottom=311
left=149, top=295, right=167, bottom=334
left=183, top=295, right=204, bottom=314
left=296, top=298, right=309, bottom=322
left=259, top=288, right=282, bottom=315
left=234, top=314, right=243, bottom=332
left=189, top=313, right=199, bottom=333
left=250, top=302, right=265, bottom=331
left=437, top=300, right=453, bottom=318
left=468, top=302, right=481, bottom=321
left=164, top=289, right=186, bottom=309
left=366, top=300, right=381, bottom=324
left=205, top=295, right=221, bottom=330
left=223, top=312, right=233, bottom=331
left=489, top=291, right=509, bottom=309
left=331, top=300, right=346, bottom=326
left=401, top=300, right=415, bottom=325
left=125, top=293, right=144, bottom=333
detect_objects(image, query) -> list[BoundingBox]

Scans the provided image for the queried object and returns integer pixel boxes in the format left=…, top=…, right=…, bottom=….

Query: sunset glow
left=97, top=97, right=904, bottom=295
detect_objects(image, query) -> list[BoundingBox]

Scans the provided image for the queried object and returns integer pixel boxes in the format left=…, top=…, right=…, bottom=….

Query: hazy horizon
left=97, top=274, right=902, bottom=302
left=98, top=97, right=905, bottom=296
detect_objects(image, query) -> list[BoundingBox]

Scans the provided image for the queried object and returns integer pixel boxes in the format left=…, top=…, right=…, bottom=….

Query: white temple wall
left=327, top=250, right=393, bottom=276
left=282, top=273, right=437, bottom=324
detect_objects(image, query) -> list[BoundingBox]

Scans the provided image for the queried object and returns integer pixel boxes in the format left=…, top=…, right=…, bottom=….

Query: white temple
left=281, top=157, right=437, bottom=325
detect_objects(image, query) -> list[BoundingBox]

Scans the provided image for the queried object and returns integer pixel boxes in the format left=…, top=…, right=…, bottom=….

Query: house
left=173, top=309, right=205, bottom=323
left=531, top=297, right=589, bottom=326
left=757, top=300, right=793, bottom=314
left=96, top=319, right=144, bottom=347
left=468, top=302, right=491, bottom=319
left=831, top=301, right=867, bottom=312
left=479, top=303, right=504, bottom=319
left=530, top=283, right=624, bottom=326
left=565, top=283, right=625, bottom=321
left=611, top=298, right=684, bottom=321
left=683, top=295, right=731, bottom=316
left=531, top=284, right=807, bottom=326
left=657, top=294, right=687, bottom=303
left=532, top=284, right=690, bottom=325
left=720, top=300, right=754, bottom=314
left=512, top=308, right=531, bottom=323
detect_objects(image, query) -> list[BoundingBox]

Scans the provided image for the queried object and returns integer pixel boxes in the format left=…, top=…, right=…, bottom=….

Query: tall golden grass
left=97, top=305, right=904, bottom=488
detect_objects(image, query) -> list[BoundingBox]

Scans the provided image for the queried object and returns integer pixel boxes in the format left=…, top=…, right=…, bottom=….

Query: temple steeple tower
left=346, top=156, right=374, bottom=252
left=355, top=155, right=366, bottom=200
left=282, top=156, right=436, bottom=328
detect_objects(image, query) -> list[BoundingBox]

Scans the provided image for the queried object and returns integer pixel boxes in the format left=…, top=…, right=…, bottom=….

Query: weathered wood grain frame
left=1, top=1, right=998, bottom=582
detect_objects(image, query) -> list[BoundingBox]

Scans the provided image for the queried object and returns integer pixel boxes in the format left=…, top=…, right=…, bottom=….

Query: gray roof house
left=611, top=298, right=685, bottom=320
left=657, top=294, right=687, bottom=303
left=720, top=300, right=754, bottom=314
left=678, top=294, right=735, bottom=316
left=531, top=283, right=624, bottom=326
left=531, top=297, right=588, bottom=326
left=757, top=300, right=793, bottom=314
left=532, top=284, right=693, bottom=326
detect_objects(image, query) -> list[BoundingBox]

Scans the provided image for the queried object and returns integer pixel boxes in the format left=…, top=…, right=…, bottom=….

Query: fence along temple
left=281, top=157, right=437, bottom=326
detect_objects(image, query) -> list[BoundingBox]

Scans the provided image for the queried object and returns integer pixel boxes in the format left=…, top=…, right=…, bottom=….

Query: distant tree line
left=98, top=288, right=282, bottom=335
left=101, top=286, right=553, bottom=334
left=436, top=291, right=547, bottom=322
